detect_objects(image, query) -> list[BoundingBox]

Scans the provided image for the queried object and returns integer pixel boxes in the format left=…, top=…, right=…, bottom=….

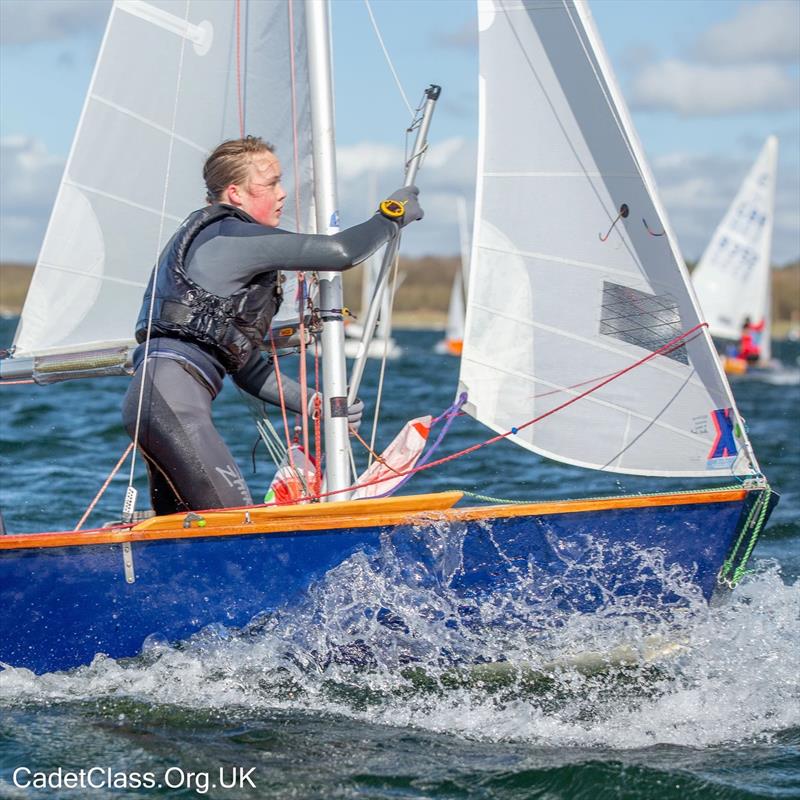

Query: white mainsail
left=692, top=136, right=778, bottom=361
left=12, top=0, right=314, bottom=363
left=459, top=0, right=757, bottom=478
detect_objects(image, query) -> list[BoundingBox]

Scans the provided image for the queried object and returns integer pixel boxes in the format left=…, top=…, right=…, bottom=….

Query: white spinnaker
left=692, top=136, right=778, bottom=360
left=459, top=0, right=756, bottom=478
left=13, top=0, right=314, bottom=359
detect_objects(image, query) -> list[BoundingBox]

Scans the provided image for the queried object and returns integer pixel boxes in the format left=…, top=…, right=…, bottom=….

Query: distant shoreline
left=2, top=259, right=798, bottom=336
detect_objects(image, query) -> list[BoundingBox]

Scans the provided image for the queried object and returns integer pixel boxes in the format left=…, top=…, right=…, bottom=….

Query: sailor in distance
left=122, top=135, right=423, bottom=515
left=738, top=316, right=765, bottom=364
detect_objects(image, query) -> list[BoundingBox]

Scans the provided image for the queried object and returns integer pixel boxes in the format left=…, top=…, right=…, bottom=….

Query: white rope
left=363, top=0, right=414, bottom=118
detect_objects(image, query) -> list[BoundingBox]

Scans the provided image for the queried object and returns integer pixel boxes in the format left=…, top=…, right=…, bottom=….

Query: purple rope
left=372, top=392, right=468, bottom=498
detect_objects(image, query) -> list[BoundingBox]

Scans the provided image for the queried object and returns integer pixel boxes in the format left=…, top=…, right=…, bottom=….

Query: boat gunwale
left=0, top=488, right=749, bottom=552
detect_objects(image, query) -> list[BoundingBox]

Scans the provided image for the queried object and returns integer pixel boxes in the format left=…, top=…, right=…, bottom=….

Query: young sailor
left=123, top=136, right=423, bottom=515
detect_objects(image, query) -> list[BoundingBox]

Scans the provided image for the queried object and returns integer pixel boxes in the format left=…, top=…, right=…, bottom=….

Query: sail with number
left=10, top=0, right=314, bottom=369
left=459, top=0, right=757, bottom=478
left=692, top=136, right=778, bottom=361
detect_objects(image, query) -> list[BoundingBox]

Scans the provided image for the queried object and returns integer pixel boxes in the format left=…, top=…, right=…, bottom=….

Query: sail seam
left=64, top=179, right=184, bottom=222
left=483, top=171, right=640, bottom=178
left=34, top=261, right=147, bottom=289
left=475, top=243, right=636, bottom=281
left=89, top=94, right=208, bottom=153
left=469, top=299, right=702, bottom=379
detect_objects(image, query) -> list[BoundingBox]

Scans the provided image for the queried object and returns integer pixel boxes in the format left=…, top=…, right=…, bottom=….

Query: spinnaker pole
left=348, top=85, right=441, bottom=405
left=305, top=0, right=351, bottom=500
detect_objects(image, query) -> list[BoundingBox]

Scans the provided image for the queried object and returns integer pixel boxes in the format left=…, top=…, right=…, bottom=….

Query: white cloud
left=0, top=137, right=64, bottom=262
left=694, top=1, right=800, bottom=64
left=630, top=60, right=799, bottom=116
left=0, top=0, right=110, bottom=45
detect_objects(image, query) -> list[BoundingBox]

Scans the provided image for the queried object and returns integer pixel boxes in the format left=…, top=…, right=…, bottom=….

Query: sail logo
left=707, top=408, right=738, bottom=467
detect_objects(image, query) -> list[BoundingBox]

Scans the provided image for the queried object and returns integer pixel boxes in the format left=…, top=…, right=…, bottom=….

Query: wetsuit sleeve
left=232, top=351, right=307, bottom=415
left=188, top=214, right=399, bottom=294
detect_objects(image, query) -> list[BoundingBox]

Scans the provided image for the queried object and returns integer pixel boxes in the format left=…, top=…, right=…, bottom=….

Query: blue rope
left=373, top=392, right=467, bottom=498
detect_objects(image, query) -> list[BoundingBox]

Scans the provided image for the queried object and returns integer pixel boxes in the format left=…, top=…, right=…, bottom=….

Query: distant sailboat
left=435, top=196, right=470, bottom=356
left=692, top=137, right=778, bottom=375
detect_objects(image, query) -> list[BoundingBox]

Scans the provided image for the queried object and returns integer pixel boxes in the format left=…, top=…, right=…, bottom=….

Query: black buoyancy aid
left=135, top=204, right=282, bottom=373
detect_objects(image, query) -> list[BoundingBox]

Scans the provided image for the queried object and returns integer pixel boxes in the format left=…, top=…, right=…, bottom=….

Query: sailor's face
left=239, top=151, right=286, bottom=227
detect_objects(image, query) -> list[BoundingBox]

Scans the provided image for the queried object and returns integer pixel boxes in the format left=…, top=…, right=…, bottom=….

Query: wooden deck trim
left=0, top=488, right=748, bottom=552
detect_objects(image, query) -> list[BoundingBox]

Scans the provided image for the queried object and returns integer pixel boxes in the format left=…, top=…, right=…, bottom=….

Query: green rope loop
left=717, top=488, right=772, bottom=588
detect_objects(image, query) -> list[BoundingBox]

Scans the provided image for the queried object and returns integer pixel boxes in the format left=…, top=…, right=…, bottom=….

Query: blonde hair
left=203, top=136, right=275, bottom=203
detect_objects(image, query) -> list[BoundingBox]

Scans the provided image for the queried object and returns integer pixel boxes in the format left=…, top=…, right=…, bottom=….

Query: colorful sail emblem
left=708, top=408, right=738, bottom=468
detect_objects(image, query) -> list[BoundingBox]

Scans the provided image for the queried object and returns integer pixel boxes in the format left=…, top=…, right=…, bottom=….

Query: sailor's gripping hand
left=346, top=397, right=364, bottom=433
left=379, top=185, right=424, bottom=228
left=307, top=394, right=365, bottom=434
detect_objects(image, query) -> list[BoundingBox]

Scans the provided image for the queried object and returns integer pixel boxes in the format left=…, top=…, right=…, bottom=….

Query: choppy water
left=1, top=321, right=798, bottom=799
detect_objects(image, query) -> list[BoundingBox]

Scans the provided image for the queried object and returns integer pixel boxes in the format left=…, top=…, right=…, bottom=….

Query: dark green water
left=1, top=323, right=798, bottom=799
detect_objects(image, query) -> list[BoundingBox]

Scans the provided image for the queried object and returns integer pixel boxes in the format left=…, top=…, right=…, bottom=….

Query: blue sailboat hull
left=0, top=488, right=775, bottom=674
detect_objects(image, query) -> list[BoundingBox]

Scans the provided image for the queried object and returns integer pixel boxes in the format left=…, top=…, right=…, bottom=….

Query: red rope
left=201, top=323, right=713, bottom=510
left=235, top=0, right=244, bottom=137
left=74, top=443, right=134, bottom=531
left=287, top=0, right=303, bottom=231
left=313, top=339, right=322, bottom=496
left=268, top=330, right=297, bottom=473
left=297, top=273, right=311, bottom=466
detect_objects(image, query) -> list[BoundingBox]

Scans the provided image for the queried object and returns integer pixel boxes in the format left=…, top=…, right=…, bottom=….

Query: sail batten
left=89, top=93, right=209, bottom=152
left=462, top=0, right=756, bottom=478
left=34, top=263, right=146, bottom=289
left=64, top=179, right=185, bottom=221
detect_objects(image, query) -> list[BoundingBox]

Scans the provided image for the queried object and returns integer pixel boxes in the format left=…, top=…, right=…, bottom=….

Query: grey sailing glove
left=379, top=185, right=424, bottom=228
left=347, top=397, right=364, bottom=433
left=307, top=394, right=364, bottom=434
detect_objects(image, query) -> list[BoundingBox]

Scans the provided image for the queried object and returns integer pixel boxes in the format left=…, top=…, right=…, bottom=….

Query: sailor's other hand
left=347, top=398, right=364, bottom=433
left=379, top=185, right=424, bottom=228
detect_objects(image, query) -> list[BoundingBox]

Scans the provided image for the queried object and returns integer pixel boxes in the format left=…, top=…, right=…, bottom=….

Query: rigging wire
left=287, top=0, right=304, bottom=230
left=268, top=331, right=299, bottom=474
left=235, top=0, right=245, bottom=136
left=363, top=0, right=414, bottom=118
left=74, top=443, right=134, bottom=531
left=125, top=0, right=192, bottom=511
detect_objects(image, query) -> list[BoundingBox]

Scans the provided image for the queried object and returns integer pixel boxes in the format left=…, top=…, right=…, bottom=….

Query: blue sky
left=1, top=0, right=798, bottom=264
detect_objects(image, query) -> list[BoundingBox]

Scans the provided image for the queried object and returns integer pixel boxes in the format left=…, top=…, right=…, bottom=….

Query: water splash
left=1, top=521, right=798, bottom=750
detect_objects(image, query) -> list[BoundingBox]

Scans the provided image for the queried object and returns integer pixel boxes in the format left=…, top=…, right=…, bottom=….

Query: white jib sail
left=692, top=136, right=778, bottom=360
left=12, top=0, right=315, bottom=360
left=459, top=0, right=757, bottom=478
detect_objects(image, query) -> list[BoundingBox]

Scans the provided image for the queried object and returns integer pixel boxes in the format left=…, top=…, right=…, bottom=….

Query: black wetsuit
left=122, top=210, right=398, bottom=515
